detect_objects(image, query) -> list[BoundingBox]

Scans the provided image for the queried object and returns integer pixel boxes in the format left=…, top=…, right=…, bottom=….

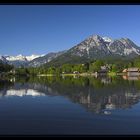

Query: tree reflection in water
left=0, top=75, right=140, bottom=114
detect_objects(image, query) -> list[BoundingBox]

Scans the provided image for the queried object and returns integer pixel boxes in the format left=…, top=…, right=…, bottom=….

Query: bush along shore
left=1, top=58, right=140, bottom=77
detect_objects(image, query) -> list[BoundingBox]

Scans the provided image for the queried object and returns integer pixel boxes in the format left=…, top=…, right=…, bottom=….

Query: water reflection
left=5, top=89, right=45, bottom=97
left=1, top=76, right=140, bottom=114
left=122, top=75, right=140, bottom=80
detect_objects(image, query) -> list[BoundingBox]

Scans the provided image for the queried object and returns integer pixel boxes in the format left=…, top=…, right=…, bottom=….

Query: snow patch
left=124, top=48, right=133, bottom=55
left=26, top=54, right=44, bottom=61
left=5, top=54, right=44, bottom=62
left=132, top=47, right=140, bottom=55
left=103, top=37, right=113, bottom=42
left=86, top=47, right=90, bottom=56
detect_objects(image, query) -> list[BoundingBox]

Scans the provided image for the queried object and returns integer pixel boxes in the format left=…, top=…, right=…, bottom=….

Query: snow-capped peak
left=90, top=34, right=103, bottom=41
left=17, top=54, right=23, bottom=57
left=102, top=37, right=113, bottom=42
left=26, top=54, right=45, bottom=61
left=4, top=54, right=44, bottom=62
left=5, top=55, right=26, bottom=61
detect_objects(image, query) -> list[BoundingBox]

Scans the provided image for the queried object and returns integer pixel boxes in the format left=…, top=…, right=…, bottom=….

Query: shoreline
left=37, top=72, right=126, bottom=77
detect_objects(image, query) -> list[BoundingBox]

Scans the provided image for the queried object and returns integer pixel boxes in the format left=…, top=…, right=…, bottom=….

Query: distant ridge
left=0, top=34, right=140, bottom=67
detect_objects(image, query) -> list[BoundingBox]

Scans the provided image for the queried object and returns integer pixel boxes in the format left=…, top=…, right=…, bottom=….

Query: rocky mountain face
left=68, top=35, right=140, bottom=58
left=1, top=34, right=140, bottom=67
left=28, top=50, right=66, bottom=67
left=0, top=56, right=8, bottom=63
left=0, top=51, right=66, bottom=67
left=46, top=35, right=140, bottom=66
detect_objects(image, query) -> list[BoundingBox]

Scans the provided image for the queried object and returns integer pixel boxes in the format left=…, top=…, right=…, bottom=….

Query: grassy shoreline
left=37, top=72, right=124, bottom=77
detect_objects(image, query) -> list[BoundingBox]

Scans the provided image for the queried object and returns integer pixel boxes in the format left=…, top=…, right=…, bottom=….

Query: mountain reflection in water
left=0, top=76, right=140, bottom=115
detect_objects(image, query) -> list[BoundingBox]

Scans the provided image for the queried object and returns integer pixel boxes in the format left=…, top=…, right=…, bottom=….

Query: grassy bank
left=108, top=72, right=117, bottom=77
left=37, top=72, right=126, bottom=77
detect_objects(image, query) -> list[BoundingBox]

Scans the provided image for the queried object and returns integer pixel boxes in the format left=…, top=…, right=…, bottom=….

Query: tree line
left=1, top=56, right=140, bottom=76
left=12, top=56, right=140, bottom=76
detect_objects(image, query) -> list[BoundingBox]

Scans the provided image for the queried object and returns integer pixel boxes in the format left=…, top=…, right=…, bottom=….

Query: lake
left=0, top=75, right=140, bottom=135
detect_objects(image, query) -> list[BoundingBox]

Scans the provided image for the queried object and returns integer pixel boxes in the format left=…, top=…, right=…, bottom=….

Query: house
left=95, top=70, right=108, bottom=76
left=101, top=66, right=107, bottom=70
left=127, top=68, right=140, bottom=76
left=122, top=68, right=127, bottom=73
left=95, top=65, right=108, bottom=76
left=73, top=71, right=79, bottom=74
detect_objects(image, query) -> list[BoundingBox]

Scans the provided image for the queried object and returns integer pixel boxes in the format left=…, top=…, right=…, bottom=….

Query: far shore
left=37, top=72, right=126, bottom=77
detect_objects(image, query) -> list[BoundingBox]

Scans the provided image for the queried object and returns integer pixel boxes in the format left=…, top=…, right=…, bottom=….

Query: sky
left=0, top=5, right=140, bottom=56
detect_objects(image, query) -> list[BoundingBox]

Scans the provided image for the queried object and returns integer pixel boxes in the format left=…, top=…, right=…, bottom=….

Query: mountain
left=68, top=35, right=140, bottom=58
left=0, top=55, right=8, bottom=63
left=0, top=52, right=66, bottom=67
left=0, top=54, right=44, bottom=67
left=1, top=34, right=140, bottom=67
left=45, top=35, right=140, bottom=66
left=5, top=54, right=44, bottom=62
left=28, top=50, right=66, bottom=67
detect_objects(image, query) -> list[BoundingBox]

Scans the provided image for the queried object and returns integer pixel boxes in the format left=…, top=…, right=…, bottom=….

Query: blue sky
left=0, top=5, right=140, bottom=56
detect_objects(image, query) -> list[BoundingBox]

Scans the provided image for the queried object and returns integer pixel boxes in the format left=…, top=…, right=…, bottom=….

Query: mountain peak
left=102, top=37, right=113, bottom=43
left=89, top=34, right=102, bottom=40
left=17, top=54, right=23, bottom=57
left=1, top=35, right=140, bottom=67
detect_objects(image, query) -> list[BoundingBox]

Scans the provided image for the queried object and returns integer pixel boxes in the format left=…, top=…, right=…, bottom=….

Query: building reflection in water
left=122, top=75, right=140, bottom=81
left=0, top=76, right=140, bottom=115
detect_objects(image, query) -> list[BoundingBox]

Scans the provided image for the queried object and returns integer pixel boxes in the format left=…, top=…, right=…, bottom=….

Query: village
left=61, top=65, right=140, bottom=79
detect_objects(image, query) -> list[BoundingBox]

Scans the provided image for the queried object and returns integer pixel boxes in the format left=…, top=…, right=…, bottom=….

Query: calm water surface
left=0, top=76, right=140, bottom=135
